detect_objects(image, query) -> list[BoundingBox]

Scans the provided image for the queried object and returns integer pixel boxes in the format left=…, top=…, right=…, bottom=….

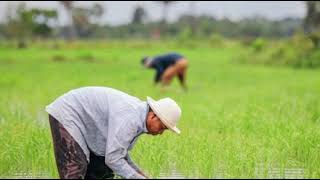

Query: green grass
left=0, top=40, right=320, bottom=178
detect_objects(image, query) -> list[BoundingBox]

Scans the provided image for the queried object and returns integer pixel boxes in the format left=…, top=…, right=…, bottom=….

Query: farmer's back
left=46, top=86, right=147, bottom=160
left=151, top=53, right=184, bottom=70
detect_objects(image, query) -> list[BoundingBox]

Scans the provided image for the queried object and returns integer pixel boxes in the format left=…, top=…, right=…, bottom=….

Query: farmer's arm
left=105, top=118, right=146, bottom=179
left=125, top=154, right=148, bottom=178
left=154, top=64, right=164, bottom=84
left=149, top=58, right=164, bottom=84
left=125, top=154, right=141, bottom=172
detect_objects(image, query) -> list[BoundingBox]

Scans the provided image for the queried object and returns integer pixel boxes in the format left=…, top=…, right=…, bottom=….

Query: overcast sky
left=0, top=1, right=306, bottom=26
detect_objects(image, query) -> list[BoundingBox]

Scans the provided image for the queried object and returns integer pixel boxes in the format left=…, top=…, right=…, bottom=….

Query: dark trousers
left=49, top=115, right=114, bottom=179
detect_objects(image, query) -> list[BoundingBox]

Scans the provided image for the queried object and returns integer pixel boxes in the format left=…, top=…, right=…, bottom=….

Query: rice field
left=0, top=40, right=320, bottom=178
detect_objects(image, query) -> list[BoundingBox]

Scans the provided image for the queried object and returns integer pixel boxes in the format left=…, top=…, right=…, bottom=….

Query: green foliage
left=308, top=32, right=320, bottom=48
left=4, top=3, right=58, bottom=48
left=304, top=1, right=320, bottom=35
left=236, top=33, right=320, bottom=69
left=51, top=54, right=67, bottom=62
left=71, top=3, right=105, bottom=38
left=0, top=9, right=303, bottom=40
left=209, top=33, right=224, bottom=47
left=251, top=38, right=266, bottom=52
left=77, top=53, right=97, bottom=63
left=178, top=27, right=192, bottom=43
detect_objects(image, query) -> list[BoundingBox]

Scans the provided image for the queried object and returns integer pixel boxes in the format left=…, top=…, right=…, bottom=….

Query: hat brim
left=147, top=96, right=181, bottom=134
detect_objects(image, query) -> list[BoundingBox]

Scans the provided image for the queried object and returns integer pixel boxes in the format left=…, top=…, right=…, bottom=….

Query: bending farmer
left=46, top=86, right=182, bottom=179
left=141, top=53, right=188, bottom=90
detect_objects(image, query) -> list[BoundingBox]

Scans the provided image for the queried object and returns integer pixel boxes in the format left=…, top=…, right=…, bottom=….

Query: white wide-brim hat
left=147, top=96, right=181, bottom=134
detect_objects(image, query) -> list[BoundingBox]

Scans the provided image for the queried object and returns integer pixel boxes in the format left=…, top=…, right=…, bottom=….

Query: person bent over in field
left=141, top=53, right=188, bottom=91
left=46, top=86, right=182, bottom=179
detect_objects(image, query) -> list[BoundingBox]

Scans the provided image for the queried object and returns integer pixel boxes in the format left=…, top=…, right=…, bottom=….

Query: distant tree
left=30, top=9, right=58, bottom=38
left=89, top=3, right=105, bottom=24
left=71, top=3, right=105, bottom=37
left=131, top=5, right=147, bottom=24
left=5, top=3, right=58, bottom=48
left=6, top=3, right=32, bottom=48
left=188, top=1, right=197, bottom=36
left=59, top=1, right=77, bottom=39
left=153, top=1, right=175, bottom=37
left=72, top=7, right=91, bottom=37
left=158, top=1, right=175, bottom=24
left=304, top=1, right=320, bottom=47
left=0, top=24, right=5, bottom=39
left=304, top=1, right=320, bottom=33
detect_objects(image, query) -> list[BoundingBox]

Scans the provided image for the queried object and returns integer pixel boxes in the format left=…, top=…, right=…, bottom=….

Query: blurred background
left=1, top=1, right=320, bottom=68
left=0, top=1, right=312, bottom=42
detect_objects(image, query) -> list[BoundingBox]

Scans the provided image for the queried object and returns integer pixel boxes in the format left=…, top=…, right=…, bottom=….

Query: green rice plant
left=0, top=40, right=320, bottom=178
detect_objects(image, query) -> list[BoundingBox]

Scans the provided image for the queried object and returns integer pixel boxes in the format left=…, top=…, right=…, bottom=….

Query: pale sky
left=0, top=1, right=306, bottom=26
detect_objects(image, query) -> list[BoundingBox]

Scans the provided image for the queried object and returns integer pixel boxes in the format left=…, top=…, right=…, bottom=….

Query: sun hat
left=147, top=96, right=181, bottom=134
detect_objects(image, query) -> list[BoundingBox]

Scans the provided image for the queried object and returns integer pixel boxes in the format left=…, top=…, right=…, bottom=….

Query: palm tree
left=304, top=1, right=320, bottom=47
left=189, top=1, right=197, bottom=36
left=90, top=3, right=105, bottom=23
left=59, top=1, right=77, bottom=39
left=158, top=1, right=175, bottom=24
left=132, top=4, right=147, bottom=24
left=304, top=1, right=320, bottom=33
left=154, top=1, right=175, bottom=38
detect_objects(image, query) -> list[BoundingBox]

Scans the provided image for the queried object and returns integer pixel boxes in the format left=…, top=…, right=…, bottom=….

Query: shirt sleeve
left=154, top=64, right=164, bottom=83
left=125, top=154, right=142, bottom=173
left=105, top=114, right=145, bottom=179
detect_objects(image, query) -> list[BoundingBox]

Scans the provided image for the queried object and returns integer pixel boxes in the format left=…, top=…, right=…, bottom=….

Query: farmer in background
left=141, top=53, right=188, bottom=90
left=46, top=86, right=182, bottom=179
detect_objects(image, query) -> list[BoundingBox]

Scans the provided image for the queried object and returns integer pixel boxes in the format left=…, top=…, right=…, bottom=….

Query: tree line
left=0, top=1, right=319, bottom=47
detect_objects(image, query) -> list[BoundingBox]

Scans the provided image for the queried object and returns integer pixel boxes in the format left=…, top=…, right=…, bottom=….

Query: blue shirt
left=46, top=87, right=148, bottom=179
left=150, top=53, right=184, bottom=83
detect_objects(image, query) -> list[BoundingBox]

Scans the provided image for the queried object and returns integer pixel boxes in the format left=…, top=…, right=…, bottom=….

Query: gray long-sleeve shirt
left=45, top=86, right=149, bottom=179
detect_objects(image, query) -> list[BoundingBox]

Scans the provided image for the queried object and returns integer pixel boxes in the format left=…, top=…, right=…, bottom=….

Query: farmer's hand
left=138, top=170, right=149, bottom=179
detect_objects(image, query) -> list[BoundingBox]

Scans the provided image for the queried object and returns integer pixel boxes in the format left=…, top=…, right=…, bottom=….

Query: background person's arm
left=154, top=65, right=164, bottom=84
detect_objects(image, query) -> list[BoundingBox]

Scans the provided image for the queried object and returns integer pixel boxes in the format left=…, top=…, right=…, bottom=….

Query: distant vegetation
left=0, top=1, right=320, bottom=70
left=0, top=2, right=308, bottom=41
left=235, top=33, right=320, bottom=69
